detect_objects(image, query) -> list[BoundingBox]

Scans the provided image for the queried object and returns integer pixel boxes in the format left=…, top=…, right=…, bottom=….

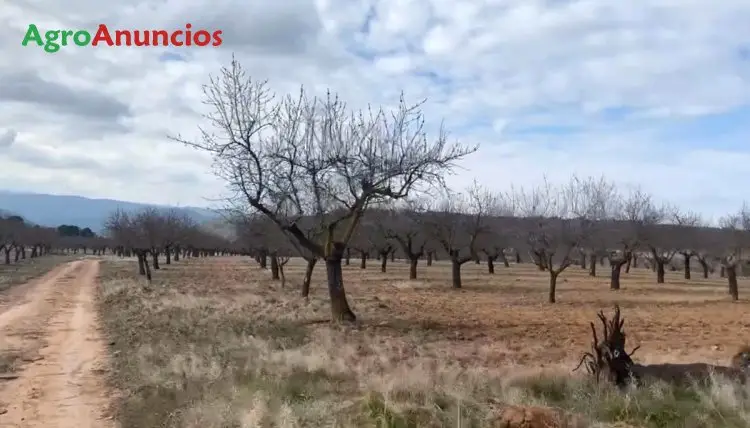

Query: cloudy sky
left=1, top=0, right=749, bottom=221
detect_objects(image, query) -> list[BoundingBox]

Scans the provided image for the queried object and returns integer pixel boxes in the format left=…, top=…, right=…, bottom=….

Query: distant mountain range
left=0, top=190, right=221, bottom=232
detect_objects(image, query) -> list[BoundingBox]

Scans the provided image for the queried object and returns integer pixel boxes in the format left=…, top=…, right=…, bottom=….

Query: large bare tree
left=170, top=58, right=477, bottom=322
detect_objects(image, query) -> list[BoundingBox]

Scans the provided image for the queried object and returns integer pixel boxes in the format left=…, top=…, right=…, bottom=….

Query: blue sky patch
left=158, top=52, right=187, bottom=63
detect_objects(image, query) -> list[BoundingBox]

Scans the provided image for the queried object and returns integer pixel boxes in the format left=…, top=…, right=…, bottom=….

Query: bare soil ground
left=97, top=257, right=750, bottom=427
left=0, top=259, right=115, bottom=427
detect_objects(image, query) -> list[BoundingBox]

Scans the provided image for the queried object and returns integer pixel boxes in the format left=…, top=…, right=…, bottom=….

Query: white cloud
left=1, top=0, right=749, bottom=218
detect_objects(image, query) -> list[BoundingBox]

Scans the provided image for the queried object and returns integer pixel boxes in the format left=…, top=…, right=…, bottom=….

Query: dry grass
left=97, top=256, right=750, bottom=427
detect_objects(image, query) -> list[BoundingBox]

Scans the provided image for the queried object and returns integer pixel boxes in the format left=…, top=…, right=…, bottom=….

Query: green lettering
left=21, top=24, right=43, bottom=47
left=72, top=30, right=91, bottom=46
left=43, top=30, right=60, bottom=53
left=61, top=30, right=73, bottom=46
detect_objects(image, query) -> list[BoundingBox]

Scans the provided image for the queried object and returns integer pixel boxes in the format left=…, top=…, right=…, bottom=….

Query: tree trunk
left=174, top=247, right=180, bottom=262
left=451, top=259, right=462, bottom=288
left=699, top=259, right=709, bottom=278
left=548, top=271, right=559, bottom=303
left=625, top=254, right=632, bottom=273
left=380, top=252, right=388, bottom=272
left=610, top=261, right=625, bottom=290
left=487, top=257, right=495, bottom=274
left=515, top=251, right=521, bottom=264
left=144, top=255, right=152, bottom=282
left=301, top=258, right=317, bottom=298
left=632, top=254, right=638, bottom=268
left=589, top=254, right=597, bottom=277
left=600, top=257, right=604, bottom=266
left=409, top=257, right=418, bottom=279
left=152, top=252, right=160, bottom=270
left=426, top=251, right=433, bottom=266
left=501, top=253, right=510, bottom=268
left=533, top=252, right=546, bottom=271
left=656, top=260, right=665, bottom=284
left=359, top=252, right=367, bottom=269
left=137, top=253, right=146, bottom=275
left=721, top=266, right=726, bottom=277
left=4, top=249, right=9, bottom=264
left=325, top=244, right=356, bottom=322
left=259, top=251, right=268, bottom=268
left=165, top=248, right=172, bottom=265
left=727, top=265, right=739, bottom=301
left=270, top=255, right=280, bottom=280
left=683, top=254, right=691, bottom=280
left=581, top=254, right=587, bottom=269
left=14, top=250, right=20, bottom=262
left=391, top=252, right=395, bottom=262
left=345, top=248, right=350, bottom=265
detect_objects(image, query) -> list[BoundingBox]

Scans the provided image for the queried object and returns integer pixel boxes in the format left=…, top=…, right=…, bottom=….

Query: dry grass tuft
left=97, top=257, right=750, bottom=427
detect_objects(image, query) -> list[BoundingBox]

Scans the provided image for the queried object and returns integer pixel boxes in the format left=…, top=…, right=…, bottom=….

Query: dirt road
left=0, top=259, right=115, bottom=428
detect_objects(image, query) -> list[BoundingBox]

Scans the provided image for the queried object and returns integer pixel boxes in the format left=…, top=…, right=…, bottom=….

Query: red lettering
left=91, top=24, right=113, bottom=46
left=133, top=30, right=149, bottom=46
left=184, top=23, right=192, bottom=46
left=212, top=30, right=223, bottom=46
left=114, top=30, right=131, bottom=46
left=152, top=30, right=169, bottom=46
left=170, top=31, right=183, bottom=46
left=193, top=30, right=211, bottom=46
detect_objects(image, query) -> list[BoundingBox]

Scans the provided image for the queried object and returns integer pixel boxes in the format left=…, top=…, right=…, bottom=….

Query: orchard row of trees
left=234, top=177, right=750, bottom=303
left=0, top=214, right=110, bottom=264
left=104, top=207, right=233, bottom=281
left=159, top=57, right=749, bottom=322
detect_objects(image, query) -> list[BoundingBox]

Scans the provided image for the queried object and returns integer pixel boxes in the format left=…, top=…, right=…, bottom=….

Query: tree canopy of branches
left=170, top=57, right=477, bottom=322
left=105, top=207, right=211, bottom=283
left=422, top=183, right=498, bottom=288
left=0, top=214, right=59, bottom=263
left=508, top=177, right=602, bottom=303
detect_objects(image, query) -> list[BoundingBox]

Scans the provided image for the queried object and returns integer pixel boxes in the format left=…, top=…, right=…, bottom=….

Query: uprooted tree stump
left=575, top=304, right=748, bottom=387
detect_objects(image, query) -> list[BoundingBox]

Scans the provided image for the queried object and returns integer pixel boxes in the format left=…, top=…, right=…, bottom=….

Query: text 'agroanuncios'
left=21, top=23, right=223, bottom=53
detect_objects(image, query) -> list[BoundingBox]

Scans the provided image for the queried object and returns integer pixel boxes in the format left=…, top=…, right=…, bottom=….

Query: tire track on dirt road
left=0, top=260, right=115, bottom=428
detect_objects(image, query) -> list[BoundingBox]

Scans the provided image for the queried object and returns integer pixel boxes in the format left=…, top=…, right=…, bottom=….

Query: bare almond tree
left=160, top=209, right=196, bottom=265
left=718, top=204, right=750, bottom=301
left=673, top=210, right=704, bottom=280
left=422, top=183, right=496, bottom=288
left=606, top=188, right=658, bottom=290
left=567, top=176, right=619, bottom=278
left=170, top=58, right=477, bottom=322
left=510, top=177, right=597, bottom=303
left=360, top=211, right=395, bottom=273
left=641, top=204, right=679, bottom=284
left=0, top=216, right=24, bottom=264
left=375, top=199, right=429, bottom=279
left=476, top=196, right=516, bottom=274
left=349, top=225, right=373, bottom=269
left=105, top=209, right=151, bottom=281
